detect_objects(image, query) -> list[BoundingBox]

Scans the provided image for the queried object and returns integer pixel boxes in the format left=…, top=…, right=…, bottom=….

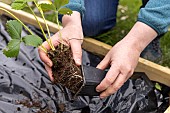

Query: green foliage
left=4, top=20, right=43, bottom=57
left=40, top=0, right=72, bottom=15
left=58, top=7, right=72, bottom=15
left=160, top=32, right=170, bottom=67
left=23, top=35, right=42, bottom=47
left=2, top=0, right=72, bottom=58
left=155, top=83, right=162, bottom=91
left=95, top=0, right=141, bottom=46
left=40, top=3, right=56, bottom=11
left=11, top=0, right=34, bottom=10
left=54, top=0, right=69, bottom=10
left=3, top=39, right=21, bottom=57
left=6, top=20, right=22, bottom=39
left=11, top=0, right=27, bottom=10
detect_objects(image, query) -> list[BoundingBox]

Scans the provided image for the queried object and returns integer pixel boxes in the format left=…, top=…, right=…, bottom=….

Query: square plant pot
left=77, top=65, right=107, bottom=96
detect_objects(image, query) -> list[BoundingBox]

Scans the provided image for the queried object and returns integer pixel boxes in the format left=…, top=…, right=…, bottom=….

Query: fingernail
left=47, top=62, right=52, bottom=67
left=75, top=59, right=81, bottom=65
left=96, top=89, right=100, bottom=92
left=100, top=96, right=105, bottom=99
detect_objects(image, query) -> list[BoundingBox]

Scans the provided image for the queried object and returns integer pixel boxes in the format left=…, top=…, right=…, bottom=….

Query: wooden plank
left=82, top=38, right=111, bottom=57
left=165, top=106, right=170, bottom=113
left=136, top=58, right=170, bottom=87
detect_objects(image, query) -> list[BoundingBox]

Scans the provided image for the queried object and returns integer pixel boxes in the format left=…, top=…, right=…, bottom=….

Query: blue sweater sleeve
left=65, top=0, right=85, bottom=18
left=137, top=0, right=170, bottom=35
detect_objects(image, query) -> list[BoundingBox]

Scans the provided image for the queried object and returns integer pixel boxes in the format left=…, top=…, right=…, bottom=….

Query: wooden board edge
left=164, top=106, right=170, bottom=113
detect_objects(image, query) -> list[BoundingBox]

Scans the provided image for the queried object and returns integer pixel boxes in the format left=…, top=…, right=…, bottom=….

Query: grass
left=95, top=0, right=170, bottom=67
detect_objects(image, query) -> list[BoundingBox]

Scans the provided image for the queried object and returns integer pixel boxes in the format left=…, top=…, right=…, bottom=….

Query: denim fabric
left=82, top=0, right=119, bottom=37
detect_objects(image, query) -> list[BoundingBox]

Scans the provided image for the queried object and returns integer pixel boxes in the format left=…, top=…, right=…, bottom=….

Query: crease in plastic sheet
left=0, top=16, right=169, bottom=113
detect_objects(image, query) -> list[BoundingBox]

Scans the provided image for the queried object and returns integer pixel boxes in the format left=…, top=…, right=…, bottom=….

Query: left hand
left=96, top=39, right=141, bottom=98
left=96, top=21, right=158, bottom=98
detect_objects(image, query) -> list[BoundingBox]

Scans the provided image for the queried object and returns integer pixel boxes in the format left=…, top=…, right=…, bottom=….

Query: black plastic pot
left=77, top=65, right=106, bottom=96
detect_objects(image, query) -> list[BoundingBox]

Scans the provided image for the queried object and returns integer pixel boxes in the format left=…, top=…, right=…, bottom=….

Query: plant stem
left=33, top=1, right=55, bottom=51
left=55, top=11, right=63, bottom=49
left=0, top=7, right=33, bottom=35
left=40, top=9, right=55, bottom=51
left=27, top=4, right=49, bottom=52
left=40, top=45, right=47, bottom=53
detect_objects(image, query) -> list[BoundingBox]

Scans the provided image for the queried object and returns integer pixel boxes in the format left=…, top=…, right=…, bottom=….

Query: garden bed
left=0, top=2, right=170, bottom=112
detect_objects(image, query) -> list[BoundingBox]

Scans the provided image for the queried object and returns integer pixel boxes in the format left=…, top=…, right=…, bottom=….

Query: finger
left=39, top=41, right=53, bottom=67
left=96, top=54, right=110, bottom=70
left=45, top=64, right=54, bottom=81
left=39, top=33, right=61, bottom=67
left=100, top=73, right=127, bottom=98
left=96, top=64, right=120, bottom=92
left=50, top=33, right=61, bottom=47
left=69, top=39, right=82, bottom=66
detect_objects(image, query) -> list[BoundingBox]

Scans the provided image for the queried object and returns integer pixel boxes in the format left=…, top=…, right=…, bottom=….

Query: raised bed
left=0, top=2, right=170, bottom=112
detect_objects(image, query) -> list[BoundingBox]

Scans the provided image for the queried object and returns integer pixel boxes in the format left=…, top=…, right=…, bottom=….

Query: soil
left=16, top=98, right=53, bottom=113
left=48, top=44, right=84, bottom=94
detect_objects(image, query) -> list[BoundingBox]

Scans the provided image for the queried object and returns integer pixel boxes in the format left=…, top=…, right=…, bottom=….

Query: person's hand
left=38, top=24, right=83, bottom=81
left=96, top=21, right=158, bottom=98
left=38, top=11, right=83, bottom=81
left=96, top=39, right=140, bottom=98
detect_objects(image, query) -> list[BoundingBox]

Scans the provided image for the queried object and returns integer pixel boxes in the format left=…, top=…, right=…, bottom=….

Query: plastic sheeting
left=0, top=16, right=169, bottom=113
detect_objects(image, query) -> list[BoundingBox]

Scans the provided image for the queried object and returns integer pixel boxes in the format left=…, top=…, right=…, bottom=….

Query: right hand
left=38, top=24, right=83, bottom=81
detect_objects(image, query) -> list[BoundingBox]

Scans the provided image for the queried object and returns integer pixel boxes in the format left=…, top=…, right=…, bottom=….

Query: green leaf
left=37, top=0, right=52, bottom=5
left=23, top=35, right=43, bottom=47
left=14, top=0, right=25, bottom=2
left=26, top=0, right=34, bottom=2
left=45, top=13, right=57, bottom=22
left=155, top=83, right=162, bottom=91
left=3, top=39, right=21, bottom=57
left=40, top=3, right=56, bottom=11
left=58, top=7, right=72, bottom=15
left=54, top=0, right=69, bottom=10
left=11, top=0, right=27, bottom=10
left=6, top=20, right=22, bottom=40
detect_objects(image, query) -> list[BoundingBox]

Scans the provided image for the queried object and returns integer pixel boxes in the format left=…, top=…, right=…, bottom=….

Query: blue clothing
left=138, top=0, right=170, bottom=35
left=66, top=0, right=118, bottom=36
left=82, top=0, right=118, bottom=36
left=65, top=0, right=85, bottom=18
left=66, top=0, right=170, bottom=36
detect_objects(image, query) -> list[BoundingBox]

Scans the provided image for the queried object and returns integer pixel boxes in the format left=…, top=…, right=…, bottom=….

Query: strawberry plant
left=0, top=0, right=72, bottom=57
left=0, top=0, right=84, bottom=95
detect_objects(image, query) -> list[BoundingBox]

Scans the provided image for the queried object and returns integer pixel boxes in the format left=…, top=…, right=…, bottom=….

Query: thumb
left=69, top=39, right=82, bottom=66
left=39, top=41, right=53, bottom=67
left=97, top=55, right=110, bottom=70
left=45, top=64, right=54, bottom=81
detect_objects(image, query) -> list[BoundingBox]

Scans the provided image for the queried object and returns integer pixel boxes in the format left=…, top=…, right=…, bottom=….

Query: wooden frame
left=0, top=2, right=170, bottom=112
